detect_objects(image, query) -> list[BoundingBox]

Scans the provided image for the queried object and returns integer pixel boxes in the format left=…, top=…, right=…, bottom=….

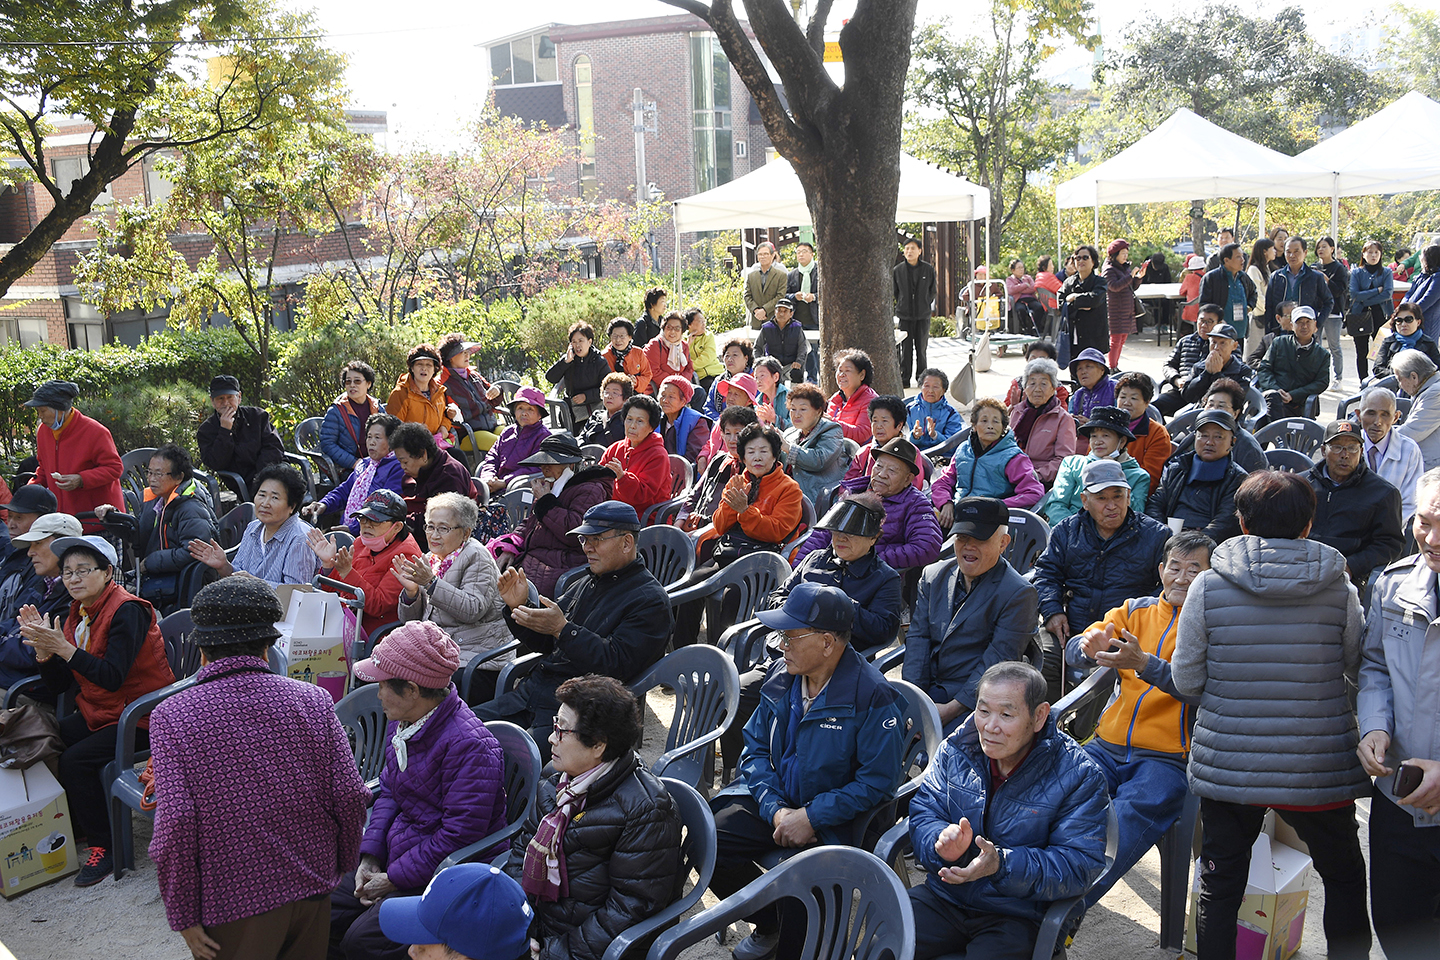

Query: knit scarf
left=1014, top=395, right=1059, bottom=447
left=1395, top=325, right=1424, bottom=351
left=521, top=760, right=614, bottom=902
left=664, top=338, right=686, bottom=371
left=345, top=457, right=381, bottom=518
left=391, top=702, right=439, bottom=773
left=793, top=259, right=816, bottom=294
left=429, top=542, right=465, bottom=581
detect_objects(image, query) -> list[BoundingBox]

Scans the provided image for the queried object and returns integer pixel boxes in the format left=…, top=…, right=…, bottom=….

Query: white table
left=1135, top=283, right=1185, bottom=300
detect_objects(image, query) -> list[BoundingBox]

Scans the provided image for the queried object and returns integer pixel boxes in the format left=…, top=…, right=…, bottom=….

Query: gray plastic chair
left=580, top=443, right=608, bottom=462
left=498, top=487, right=533, bottom=529
left=714, top=618, right=772, bottom=674
left=646, top=846, right=913, bottom=960
left=602, top=778, right=717, bottom=960
left=667, top=454, right=693, bottom=498
left=666, top=551, right=790, bottom=623
left=1254, top=417, right=1325, bottom=457
left=1265, top=448, right=1314, bottom=472
left=874, top=804, right=1117, bottom=960
left=921, top=426, right=969, bottom=462
left=295, top=417, right=339, bottom=490
left=335, top=683, right=388, bottom=789
left=628, top=646, right=739, bottom=789
left=641, top=495, right=686, bottom=527
left=638, top=523, right=696, bottom=589
left=1164, top=408, right=1201, bottom=448
left=119, top=447, right=158, bottom=505
left=459, top=639, right=523, bottom=704
left=435, top=720, right=542, bottom=872
left=1003, top=508, right=1050, bottom=575
left=778, top=495, right=817, bottom=562
left=160, top=608, right=201, bottom=680
left=216, top=501, right=255, bottom=552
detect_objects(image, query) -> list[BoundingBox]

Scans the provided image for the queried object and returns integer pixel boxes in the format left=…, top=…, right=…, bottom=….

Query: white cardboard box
left=274, top=587, right=350, bottom=702
left=1186, top=821, right=1312, bottom=960
left=0, top=765, right=76, bottom=896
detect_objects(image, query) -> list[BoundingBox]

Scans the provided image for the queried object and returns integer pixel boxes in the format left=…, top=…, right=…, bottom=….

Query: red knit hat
left=353, top=621, right=460, bottom=689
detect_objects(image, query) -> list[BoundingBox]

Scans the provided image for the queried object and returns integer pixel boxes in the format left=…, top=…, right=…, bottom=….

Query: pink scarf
left=429, top=542, right=465, bottom=581
left=344, top=458, right=380, bottom=517
left=520, top=760, right=613, bottom=902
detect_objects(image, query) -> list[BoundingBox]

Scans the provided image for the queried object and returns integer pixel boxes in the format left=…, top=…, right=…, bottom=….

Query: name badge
left=1233, top=303, right=1246, bottom=326
left=1386, top=614, right=1427, bottom=646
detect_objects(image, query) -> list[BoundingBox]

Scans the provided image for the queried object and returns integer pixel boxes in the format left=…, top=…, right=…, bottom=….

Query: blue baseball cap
left=756, top=581, right=854, bottom=635
left=378, top=864, right=532, bottom=959
left=568, top=499, right=641, bottom=536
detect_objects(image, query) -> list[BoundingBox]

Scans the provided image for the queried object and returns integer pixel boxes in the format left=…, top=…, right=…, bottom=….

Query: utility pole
left=633, top=87, right=662, bottom=270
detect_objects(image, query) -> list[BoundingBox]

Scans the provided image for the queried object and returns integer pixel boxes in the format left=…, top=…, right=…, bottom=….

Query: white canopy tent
left=1055, top=108, right=1334, bottom=245
left=1299, top=91, right=1440, bottom=239
left=669, top=152, right=992, bottom=296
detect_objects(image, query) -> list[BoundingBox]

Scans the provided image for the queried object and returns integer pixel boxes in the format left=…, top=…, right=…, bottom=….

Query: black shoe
left=74, top=846, right=111, bottom=887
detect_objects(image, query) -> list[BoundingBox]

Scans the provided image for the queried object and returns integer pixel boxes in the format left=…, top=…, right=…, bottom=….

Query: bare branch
left=806, top=0, right=837, bottom=53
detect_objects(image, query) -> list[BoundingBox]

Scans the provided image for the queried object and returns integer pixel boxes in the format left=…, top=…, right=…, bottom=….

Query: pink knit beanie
left=353, top=620, right=460, bottom=689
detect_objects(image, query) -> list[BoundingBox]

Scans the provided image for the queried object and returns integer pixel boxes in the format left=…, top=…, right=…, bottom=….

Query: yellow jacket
left=1081, top=596, right=1194, bottom=757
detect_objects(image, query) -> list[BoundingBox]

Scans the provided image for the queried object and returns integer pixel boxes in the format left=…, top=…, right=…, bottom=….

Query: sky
left=289, top=0, right=1439, bottom=148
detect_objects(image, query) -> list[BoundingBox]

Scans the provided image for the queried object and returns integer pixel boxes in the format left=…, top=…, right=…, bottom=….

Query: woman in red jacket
left=600, top=395, right=670, bottom=515
left=18, top=534, right=174, bottom=885
left=308, top=489, right=422, bottom=636
left=826, top=349, right=880, bottom=444
left=642, top=311, right=696, bottom=386
left=24, top=381, right=124, bottom=527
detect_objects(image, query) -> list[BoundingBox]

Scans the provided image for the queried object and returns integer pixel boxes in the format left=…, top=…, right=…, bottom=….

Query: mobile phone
left=1395, top=763, right=1424, bottom=798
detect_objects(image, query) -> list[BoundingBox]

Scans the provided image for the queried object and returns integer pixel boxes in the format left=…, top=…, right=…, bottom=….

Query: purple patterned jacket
left=149, top=657, right=370, bottom=931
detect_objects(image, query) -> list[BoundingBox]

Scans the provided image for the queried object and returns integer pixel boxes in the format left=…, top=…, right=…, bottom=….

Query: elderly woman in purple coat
left=330, top=621, right=509, bottom=960
left=477, top=385, right=551, bottom=496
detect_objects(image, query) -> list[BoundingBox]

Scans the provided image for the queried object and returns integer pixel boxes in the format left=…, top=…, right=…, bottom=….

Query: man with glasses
left=1256, top=305, right=1330, bottom=425
left=1306, top=420, right=1404, bottom=587
left=1356, top=387, right=1423, bottom=521
left=1147, top=409, right=1248, bottom=543
left=708, top=581, right=905, bottom=960
left=483, top=500, right=670, bottom=763
left=96, top=444, right=216, bottom=608
left=1161, top=303, right=1220, bottom=394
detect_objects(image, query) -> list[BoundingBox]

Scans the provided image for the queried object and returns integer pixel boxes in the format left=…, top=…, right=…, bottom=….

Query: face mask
left=358, top=532, right=389, bottom=552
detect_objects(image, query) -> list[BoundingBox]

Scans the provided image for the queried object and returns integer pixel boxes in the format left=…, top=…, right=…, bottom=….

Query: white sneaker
left=732, top=931, right=781, bottom=960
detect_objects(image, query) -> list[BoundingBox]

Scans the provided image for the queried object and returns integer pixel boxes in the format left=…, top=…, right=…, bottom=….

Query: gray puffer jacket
left=1173, top=535, right=1368, bottom=806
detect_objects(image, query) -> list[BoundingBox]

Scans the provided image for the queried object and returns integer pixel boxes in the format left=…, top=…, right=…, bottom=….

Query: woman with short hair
left=781, top=383, right=848, bottom=505
left=506, top=675, right=683, bottom=960
left=635, top=287, right=667, bottom=348
left=1008, top=358, right=1078, bottom=487
left=547, top=322, right=611, bottom=427
left=642, top=311, right=696, bottom=386
left=438, top=333, right=502, bottom=454
left=1060, top=245, right=1106, bottom=357
left=1350, top=240, right=1396, bottom=381
left=1372, top=300, right=1440, bottom=379
left=931, top=398, right=1044, bottom=528
left=826, top=349, right=880, bottom=444
left=1102, top=239, right=1148, bottom=368
left=394, top=491, right=512, bottom=700
left=702, top=338, right=754, bottom=419
left=19, top=534, right=175, bottom=885
left=577, top=373, right=633, bottom=449
left=188, top=464, right=319, bottom=587
left=387, top=344, right=461, bottom=447
left=600, top=395, right=670, bottom=514
left=389, top=421, right=480, bottom=550
left=600, top=318, right=652, bottom=397
left=321, top=359, right=386, bottom=474
left=306, top=413, right=405, bottom=534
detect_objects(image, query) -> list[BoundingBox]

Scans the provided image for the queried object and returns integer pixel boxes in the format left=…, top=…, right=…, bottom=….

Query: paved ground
left=0, top=325, right=1380, bottom=959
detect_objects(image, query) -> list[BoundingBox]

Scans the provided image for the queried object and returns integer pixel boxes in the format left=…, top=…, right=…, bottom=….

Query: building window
left=64, top=296, right=106, bottom=350
left=574, top=55, right=597, bottom=199
left=690, top=35, right=733, bottom=193
left=142, top=153, right=174, bottom=205
left=51, top=156, right=113, bottom=204
left=491, top=33, right=557, bottom=87
left=0, top=316, right=46, bottom=348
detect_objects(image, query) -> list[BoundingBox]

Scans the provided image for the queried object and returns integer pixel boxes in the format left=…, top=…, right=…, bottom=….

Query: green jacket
left=1256, top=334, right=1331, bottom=403
left=1038, top=453, right=1150, bottom=526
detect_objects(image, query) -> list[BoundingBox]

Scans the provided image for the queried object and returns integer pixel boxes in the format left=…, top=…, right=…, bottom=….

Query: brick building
left=481, top=15, right=774, bottom=268
left=0, top=110, right=386, bottom=350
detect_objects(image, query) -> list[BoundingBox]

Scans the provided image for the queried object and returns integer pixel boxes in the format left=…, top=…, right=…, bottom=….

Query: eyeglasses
left=552, top=719, right=577, bottom=742
left=576, top=532, right=626, bottom=547
left=776, top=630, right=826, bottom=649
left=61, top=567, right=100, bottom=581
left=145, top=469, right=175, bottom=478
left=423, top=523, right=458, bottom=537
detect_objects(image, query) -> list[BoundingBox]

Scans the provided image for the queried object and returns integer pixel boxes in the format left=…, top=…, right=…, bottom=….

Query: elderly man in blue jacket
left=907, top=661, right=1111, bottom=960
left=708, top=581, right=906, bottom=960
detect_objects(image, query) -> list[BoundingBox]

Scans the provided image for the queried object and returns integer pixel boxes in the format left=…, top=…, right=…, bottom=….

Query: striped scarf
left=521, top=760, right=614, bottom=902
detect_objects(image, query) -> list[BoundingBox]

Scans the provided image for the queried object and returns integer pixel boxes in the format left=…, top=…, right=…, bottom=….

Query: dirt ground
left=0, top=331, right=1377, bottom=959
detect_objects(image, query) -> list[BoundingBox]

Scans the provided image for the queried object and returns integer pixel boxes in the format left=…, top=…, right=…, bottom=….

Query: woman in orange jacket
left=710, top=423, right=804, bottom=552
left=601, top=317, right=654, bottom=396
left=387, top=344, right=460, bottom=445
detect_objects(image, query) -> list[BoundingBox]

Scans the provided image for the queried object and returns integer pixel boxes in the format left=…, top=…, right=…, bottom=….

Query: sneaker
left=732, top=931, right=780, bottom=960
left=74, top=846, right=111, bottom=887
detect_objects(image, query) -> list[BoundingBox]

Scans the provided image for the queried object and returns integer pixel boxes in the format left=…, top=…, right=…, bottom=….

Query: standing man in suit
left=744, top=241, right=787, bottom=331
left=787, top=241, right=821, bottom=383
left=904, top=496, right=1039, bottom=734
left=894, top=238, right=937, bottom=389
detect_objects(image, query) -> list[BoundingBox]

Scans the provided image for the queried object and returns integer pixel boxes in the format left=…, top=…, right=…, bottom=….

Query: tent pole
left=1056, top=203, right=1062, bottom=261
left=1093, top=204, right=1099, bottom=247
left=1331, top=182, right=1340, bottom=244
left=985, top=216, right=991, bottom=281
left=1258, top=197, right=1266, bottom=237
left=672, top=202, right=681, bottom=301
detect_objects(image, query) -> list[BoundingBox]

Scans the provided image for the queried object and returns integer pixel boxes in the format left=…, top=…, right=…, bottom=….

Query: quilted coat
left=502, top=464, right=614, bottom=597
left=360, top=689, right=508, bottom=890
left=507, top=752, right=683, bottom=960
left=1033, top=507, right=1171, bottom=633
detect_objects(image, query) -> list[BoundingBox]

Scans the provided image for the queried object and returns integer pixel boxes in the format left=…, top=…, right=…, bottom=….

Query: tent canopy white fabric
left=671, top=152, right=992, bottom=233
left=1055, top=108, right=1334, bottom=209
left=1297, top=91, right=1440, bottom=197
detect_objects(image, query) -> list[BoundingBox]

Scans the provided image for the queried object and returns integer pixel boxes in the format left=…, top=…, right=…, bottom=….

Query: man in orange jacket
left=1065, top=529, right=1214, bottom=907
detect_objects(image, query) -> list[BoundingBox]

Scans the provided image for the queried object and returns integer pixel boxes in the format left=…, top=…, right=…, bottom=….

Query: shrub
left=267, top=322, right=412, bottom=441
left=87, top=381, right=212, bottom=459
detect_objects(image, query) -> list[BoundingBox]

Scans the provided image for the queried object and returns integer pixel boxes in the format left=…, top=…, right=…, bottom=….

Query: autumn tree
left=1384, top=5, right=1440, bottom=99
left=0, top=0, right=344, bottom=300
left=658, top=0, right=919, bottom=394
left=906, top=3, right=1095, bottom=259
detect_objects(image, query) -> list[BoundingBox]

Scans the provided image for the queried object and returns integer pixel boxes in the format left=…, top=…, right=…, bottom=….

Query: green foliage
left=1384, top=6, right=1440, bottom=98
left=266, top=323, right=414, bottom=440
left=87, top=381, right=212, bottom=460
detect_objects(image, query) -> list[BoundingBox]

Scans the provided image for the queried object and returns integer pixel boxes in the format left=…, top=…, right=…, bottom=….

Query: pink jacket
left=826, top=385, right=879, bottom=444
left=1005, top=273, right=1038, bottom=301
left=1008, top=401, right=1077, bottom=487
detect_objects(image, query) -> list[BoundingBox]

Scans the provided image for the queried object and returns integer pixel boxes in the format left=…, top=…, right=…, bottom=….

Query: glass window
left=51, top=156, right=111, bottom=204
left=68, top=322, right=104, bottom=351
left=0, top=317, right=46, bottom=347
left=491, top=43, right=512, bottom=85
left=690, top=35, right=734, bottom=194
left=512, top=37, right=535, bottom=85
left=142, top=153, right=174, bottom=204
left=574, top=56, right=596, bottom=199
left=535, top=35, right=557, bottom=83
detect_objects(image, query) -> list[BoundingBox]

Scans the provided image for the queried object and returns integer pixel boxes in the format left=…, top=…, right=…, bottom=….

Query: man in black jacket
left=486, top=500, right=671, bottom=763
left=1146, top=409, right=1248, bottom=543
left=1154, top=322, right=1253, bottom=417
left=1198, top=244, right=1257, bottom=342
left=756, top=297, right=809, bottom=383
left=195, top=375, right=285, bottom=498
left=1162, top=305, right=1219, bottom=391
left=894, top=238, right=937, bottom=388
left=1264, top=236, right=1333, bottom=335
left=1306, top=420, right=1404, bottom=586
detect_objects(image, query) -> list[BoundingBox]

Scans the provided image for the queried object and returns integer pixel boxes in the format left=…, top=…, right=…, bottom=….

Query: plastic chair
left=638, top=523, right=697, bottom=588
left=666, top=552, right=790, bottom=627
left=1003, top=508, right=1050, bottom=575
left=1164, top=408, right=1201, bottom=448
left=645, top=846, right=914, bottom=960
left=349, top=619, right=402, bottom=668
left=119, top=447, right=158, bottom=504
left=601, top=778, right=717, bottom=960
left=216, top=501, right=255, bottom=551
left=778, top=496, right=817, bottom=563
left=715, top=618, right=773, bottom=674
left=335, top=683, right=388, bottom=790
left=214, top=470, right=250, bottom=504
left=546, top=396, right=576, bottom=434
left=641, top=496, right=686, bottom=527
left=627, top=646, right=739, bottom=788
left=553, top=563, right=590, bottom=596
left=435, top=720, right=543, bottom=872
left=668, top=454, right=693, bottom=498
left=1254, top=418, right=1325, bottom=457
left=295, top=417, right=339, bottom=491
left=459, top=639, right=523, bottom=704
left=873, top=805, right=1117, bottom=960
left=159, top=608, right=201, bottom=680
left=580, top=443, right=607, bottom=462
left=1264, top=448, right=1314, bottom=472
left=104, top=675, right=200, bottom=877
left=327, top=529, right=355, bottom=551
left=920, top=426, right=969, bottom=463
left=498, top=488, right=533, bottom=529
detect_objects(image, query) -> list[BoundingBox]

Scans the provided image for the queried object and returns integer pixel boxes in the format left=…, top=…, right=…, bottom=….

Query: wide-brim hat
left=520, top=435, right=583, bottom=466
left=1076, top=405, right=1135, bottom=440
left=816, top=497, right=882, bottom=539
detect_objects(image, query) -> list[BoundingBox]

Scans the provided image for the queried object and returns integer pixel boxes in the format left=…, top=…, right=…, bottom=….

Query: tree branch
left=806, top=0, right=837, bottom=53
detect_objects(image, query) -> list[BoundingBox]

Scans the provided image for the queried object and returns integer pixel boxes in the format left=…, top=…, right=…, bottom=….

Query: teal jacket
left=1038, top=453, right=1150, bottom=525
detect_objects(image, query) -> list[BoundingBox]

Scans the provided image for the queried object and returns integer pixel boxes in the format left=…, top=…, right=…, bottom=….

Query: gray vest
left=1185, top=536, right=1368, bottom=806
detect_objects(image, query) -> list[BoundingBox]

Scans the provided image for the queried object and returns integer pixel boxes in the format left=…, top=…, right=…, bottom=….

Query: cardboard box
left=0, top=765, right=76, bottom=896
left=1186, top=821, right=1312, bottom=960
left=274, top=588, right=351, bottom=703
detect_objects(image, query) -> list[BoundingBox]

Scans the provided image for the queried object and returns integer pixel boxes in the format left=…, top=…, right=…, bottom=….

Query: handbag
left=0, top=702, right=63, bottom=773
left=712, top=531, right=780, bottom=568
